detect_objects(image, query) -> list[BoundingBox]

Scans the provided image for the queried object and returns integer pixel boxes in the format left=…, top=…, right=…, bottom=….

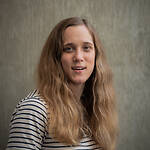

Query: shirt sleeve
left=6, top=97, right=48, bottom=150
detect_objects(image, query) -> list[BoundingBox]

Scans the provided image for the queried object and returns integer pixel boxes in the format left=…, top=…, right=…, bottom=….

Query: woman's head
left=38, top=17, right=103, bottom=88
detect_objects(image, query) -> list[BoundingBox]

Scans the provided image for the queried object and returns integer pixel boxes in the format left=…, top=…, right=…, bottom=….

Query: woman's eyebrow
left=63, top=43, right=74, bottom=47
left=64, top=42, right=94, bottom=46
left=83, top=42, right=94, bottom=45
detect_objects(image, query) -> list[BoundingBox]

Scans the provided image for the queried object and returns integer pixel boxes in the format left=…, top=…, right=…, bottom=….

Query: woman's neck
left=69, top=83, right=85, bottom=101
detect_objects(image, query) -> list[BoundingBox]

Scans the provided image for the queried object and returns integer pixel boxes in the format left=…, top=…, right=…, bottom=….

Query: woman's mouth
left=71, top=66, right=86, bottom=70
left=71, top=66, right=86, bottom=73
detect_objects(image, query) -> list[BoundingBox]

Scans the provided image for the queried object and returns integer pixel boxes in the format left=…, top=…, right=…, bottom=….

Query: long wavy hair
left=37, top=17, right=118, bottom=150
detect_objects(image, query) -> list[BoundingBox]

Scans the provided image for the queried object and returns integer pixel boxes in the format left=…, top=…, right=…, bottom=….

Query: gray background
left=0, top=0, right=150, bottom=149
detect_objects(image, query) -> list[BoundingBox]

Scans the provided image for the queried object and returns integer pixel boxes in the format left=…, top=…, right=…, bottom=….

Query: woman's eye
left=63, top=47, right=73, bottom=52
left=83, top=46, right=91, bottom=51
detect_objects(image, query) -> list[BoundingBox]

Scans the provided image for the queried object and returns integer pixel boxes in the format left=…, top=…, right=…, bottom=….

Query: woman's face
left=61, top=25, right=95, bottom=85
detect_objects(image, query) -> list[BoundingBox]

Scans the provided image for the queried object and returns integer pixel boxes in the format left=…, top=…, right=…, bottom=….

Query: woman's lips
left=71, top=66, right=86, bottom=70
left=71, top=66, right=86, bottom=73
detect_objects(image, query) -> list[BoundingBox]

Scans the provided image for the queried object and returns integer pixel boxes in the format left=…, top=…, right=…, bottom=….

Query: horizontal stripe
left=23, top=99, right=47, bottom=111
left=18, top=103, right=46, bottom=116
left=9, top=131, right=41, bottom=140
left=42, top=145, right=72, bottom=148
left=12, top=116, right=46, bottom=129
left=79, top=143, right=98, bottom=147
left=14, top=108, right=46, bottom=120
left=7, top=145, right=35, bottom=150
left=7, top=141, right=37, bottom=148
left=10, top=126, right=41, bottom=136
left=11, top=121, right=45, bottom=134
left=80, top=139, right=93, bottom=143
left=13, top=112, right=47, bottom=126
left=8, top=136, right=41, bottom=147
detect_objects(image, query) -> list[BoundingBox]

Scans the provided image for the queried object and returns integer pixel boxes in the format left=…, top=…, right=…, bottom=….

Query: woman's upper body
left=6, top=17, right=118, bottom=150
left=6, top=90, right=101, bottom=150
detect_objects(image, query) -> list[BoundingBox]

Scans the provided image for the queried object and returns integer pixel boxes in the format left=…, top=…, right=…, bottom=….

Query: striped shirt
left=6, top=90, right=101, bottom=150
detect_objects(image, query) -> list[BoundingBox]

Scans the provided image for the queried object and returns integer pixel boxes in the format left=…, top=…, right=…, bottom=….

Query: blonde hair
left=37, top=17, right=118, bottom=150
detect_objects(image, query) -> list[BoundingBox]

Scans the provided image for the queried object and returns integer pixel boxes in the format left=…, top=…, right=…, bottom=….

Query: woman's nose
left=73, top=49, right=84, bottom=62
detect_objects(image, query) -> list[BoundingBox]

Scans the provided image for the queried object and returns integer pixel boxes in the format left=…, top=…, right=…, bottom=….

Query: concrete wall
left=0, top=0, right=150, bottom=149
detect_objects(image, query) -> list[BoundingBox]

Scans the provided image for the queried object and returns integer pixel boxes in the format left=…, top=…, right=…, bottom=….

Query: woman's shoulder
left=7, top=90, right=48, bottom=149
left=18, top=89, right=47, bottom=108
left=12, top=89, right=48, bottom=121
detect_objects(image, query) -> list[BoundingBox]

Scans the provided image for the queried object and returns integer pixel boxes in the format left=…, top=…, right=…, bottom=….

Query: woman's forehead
left=63, top=25, right=93, bottom=45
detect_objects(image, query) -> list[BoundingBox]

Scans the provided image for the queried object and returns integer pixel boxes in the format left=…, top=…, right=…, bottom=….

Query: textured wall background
left=0, top=0, right=150, bottom=149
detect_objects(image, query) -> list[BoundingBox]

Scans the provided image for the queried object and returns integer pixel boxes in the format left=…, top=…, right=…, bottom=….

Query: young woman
left=6, top=17, right=118, bottom=150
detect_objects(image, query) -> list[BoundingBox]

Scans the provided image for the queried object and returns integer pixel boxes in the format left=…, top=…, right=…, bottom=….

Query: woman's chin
left=70, top=78, right=87, bottom=85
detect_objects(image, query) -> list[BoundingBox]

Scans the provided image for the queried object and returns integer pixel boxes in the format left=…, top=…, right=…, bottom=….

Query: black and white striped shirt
left=6, top=90, right=101, bottom=150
